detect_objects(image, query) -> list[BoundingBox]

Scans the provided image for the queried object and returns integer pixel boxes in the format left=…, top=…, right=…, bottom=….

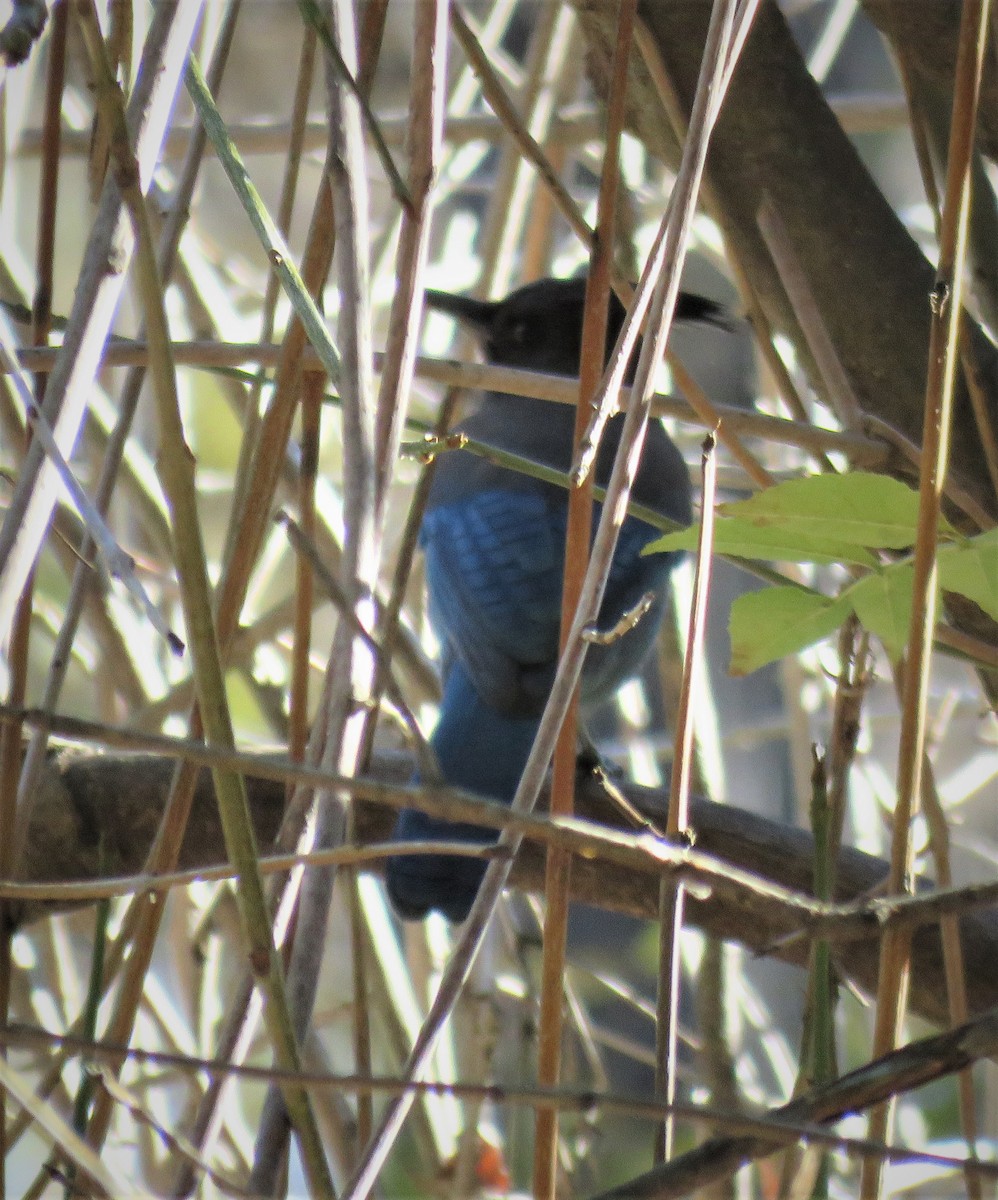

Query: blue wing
left=422, top=488, right=676, bottom=715
left=422, top=488, right=565, bottom=713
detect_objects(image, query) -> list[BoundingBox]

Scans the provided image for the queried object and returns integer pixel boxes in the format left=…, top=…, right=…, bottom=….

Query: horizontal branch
left=1, top=1019, right=993, bottom=1186
left=6, top=340, right=889, bottom=466
left=595, top=1006, right=998, bottom=1199
left=8, top=724, right=997, bottom=1029
left=8, top=92, right=908, bottom=161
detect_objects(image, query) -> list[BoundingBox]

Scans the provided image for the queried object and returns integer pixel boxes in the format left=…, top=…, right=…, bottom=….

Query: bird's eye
left=486, top=314, right=539, bottom=363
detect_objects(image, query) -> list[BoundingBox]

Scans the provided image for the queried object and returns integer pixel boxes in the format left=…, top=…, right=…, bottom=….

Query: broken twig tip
left=582, top=591, right=655, bottom=644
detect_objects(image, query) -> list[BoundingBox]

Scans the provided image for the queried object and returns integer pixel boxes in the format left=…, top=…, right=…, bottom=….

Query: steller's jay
left=386, top=276, right=722, bottom=922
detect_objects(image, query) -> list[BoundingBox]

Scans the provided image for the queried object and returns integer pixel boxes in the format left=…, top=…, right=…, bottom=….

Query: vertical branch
left=365, top=0, right=448, bottom=1140
left=825, top=617, right=868, bottom=862
left=917, top=755, right=982, bottom=1200
left=356, top=0, right=390, bottom=94
left=249, top=0, right=382, bottom=1188
left=0, top=5, right=67, bottom=1187
left=655, top=433, right=717, bottom=1163
left=862, top=1, right=992, bottom=1196
left=166, top=91, right=340, bottom=1175
left=533, top=1, right=637, bottom=1193
left=801, top=748, right=836, bottom=1197
left=463, top=1, right=575, bottom=295
left=283, top=29, right=323, bottom=770
left=348, top=0, right=448, bottom=1154
left=292, top=372, right=323, bottom=766
left=371, top=0, right=447, bottom=519
left=236, top=17, right=317, bottom=564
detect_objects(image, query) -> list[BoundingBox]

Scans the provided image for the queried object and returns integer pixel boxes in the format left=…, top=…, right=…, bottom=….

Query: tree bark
left=571, top=0, right=998, bottom=691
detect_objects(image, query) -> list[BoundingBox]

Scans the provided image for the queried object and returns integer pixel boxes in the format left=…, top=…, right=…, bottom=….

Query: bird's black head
left=425, top=276, right=725, bottom=379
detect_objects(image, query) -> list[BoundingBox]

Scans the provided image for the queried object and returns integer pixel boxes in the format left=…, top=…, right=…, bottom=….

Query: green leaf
left=717, top=472, right=953, bottom=550
left=846, top=564, right=918, bottom=659
left=938, top=530, right=998, bottom=620
left=644, top=518, right=877, bottom=565
left=729, top=587, right=851, bottom=675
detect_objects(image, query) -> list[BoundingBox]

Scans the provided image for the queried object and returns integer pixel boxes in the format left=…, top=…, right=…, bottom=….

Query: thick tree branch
left=9, top=748, right=998, bottom=1031
left=593, top=1004, right=998, bottom=1199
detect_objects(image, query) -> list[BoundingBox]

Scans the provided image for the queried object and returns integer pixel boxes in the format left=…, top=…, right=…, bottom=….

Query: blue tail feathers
left=385, top=661, right=539, bottom=923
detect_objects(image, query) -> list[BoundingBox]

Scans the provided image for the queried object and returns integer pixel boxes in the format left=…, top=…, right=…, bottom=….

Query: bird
left=386, top=276, right=723, bottom=922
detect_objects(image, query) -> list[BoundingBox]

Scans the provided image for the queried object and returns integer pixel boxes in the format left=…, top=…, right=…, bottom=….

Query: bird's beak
left=424, top=289, right=497, bottom=333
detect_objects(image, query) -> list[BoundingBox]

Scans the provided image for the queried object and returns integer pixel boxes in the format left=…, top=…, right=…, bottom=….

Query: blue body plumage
left=387, top=278, right=720, bottom=921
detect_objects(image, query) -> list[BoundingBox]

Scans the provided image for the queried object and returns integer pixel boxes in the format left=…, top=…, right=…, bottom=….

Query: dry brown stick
left=534, top=2, right=638, bottom=1191
left=76, top=11, right=333, bottom=1188
left=290, top=367, right=322, bottom=768
left=170, top=103, right=341, bottom=1199
left=7, top=338, right=891, bottom=464
left=143, top=42, right=345, bottom=1200
left=0, top=10, right=68, bottom=1181
left=350, top=0, right=448, bottom=1168
left=247, top=0, right=381, bottom=1185
left=356, top=0, right=389, bottom=96
left=444, top=8, right=582, bottom=1189
left=917, top=753, right=982, bottom=1198
left=10, top=93, right=911, bottom=162
left=655, top=434, right=718, bottom=1164
left=230, top=19, right=317, bottom=553
left=861, top=45, right=988, bottom=1123
left=864, top=2, right=992, bottom=1194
